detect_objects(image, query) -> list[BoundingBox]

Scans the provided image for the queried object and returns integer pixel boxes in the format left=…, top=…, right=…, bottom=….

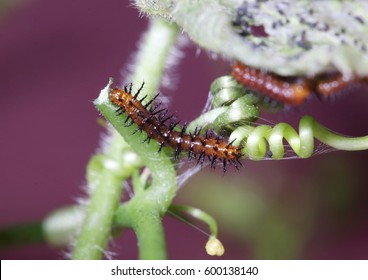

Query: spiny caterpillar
left=108, top=83, right=243, bottom=172
left=231, top=61, right=368, bottom=105
left=231, top=61, right=310, bottom=106
left=316, top=73, right=368, bottom=97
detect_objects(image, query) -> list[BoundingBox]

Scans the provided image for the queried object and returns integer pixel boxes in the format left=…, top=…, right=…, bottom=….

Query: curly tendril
left=189, top=76, right=368, bottom=161
left=187, top=76, right=259, bottom=134
left=232, top=116, right=368, bottom=160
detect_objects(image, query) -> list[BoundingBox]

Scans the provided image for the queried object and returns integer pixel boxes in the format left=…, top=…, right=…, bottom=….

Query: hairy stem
left=130, top=18, right=180, bottom=100
left=43, top=205, right=84, bottom=247
left=116, top=202, right=167, bottom=260
left=72, top=133, right=140, bottom=259
left=96, top=18, right=179, bottom=259
left=71, top=158, right=124, bottom=259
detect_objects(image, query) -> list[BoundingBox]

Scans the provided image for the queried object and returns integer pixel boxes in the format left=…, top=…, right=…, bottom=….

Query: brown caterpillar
left=316, top=73, right=368, bottom=97
left=231, top=61, right=311, bottom=105
left=231, top=61, right=368, bottom=105
left=108, top=83, right=243, bottom=172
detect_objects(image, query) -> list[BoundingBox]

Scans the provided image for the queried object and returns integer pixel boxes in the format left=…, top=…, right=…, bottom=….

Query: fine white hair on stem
left=120, top=30, right=188, bottom=106
left=161, top=34, right=188, bottom=91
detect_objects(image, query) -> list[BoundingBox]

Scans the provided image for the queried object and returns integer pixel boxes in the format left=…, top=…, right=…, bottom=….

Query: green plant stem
left=311, top=116, right=368, bottom=151
left=96, top=18, right=179, bottom=259
left=168, top=205, right=225, bottom=256
left=0, top=206, right=84, bottom=249
left=133, top=214, right=166, bottom=259
left=72, top=135, right=139, bottom=259
left=71, top=160, right=123, bottom=260
left=130, top=19, right=180, bottom=100
left=116, top=203, right=167, bottom=260
left=114, top=18, right=179, bottom=260
left=169, top=205, right=218, bottom=237
left=43, top=205, right=84, bottom=247
left=0, top=222, right=44, bottom=248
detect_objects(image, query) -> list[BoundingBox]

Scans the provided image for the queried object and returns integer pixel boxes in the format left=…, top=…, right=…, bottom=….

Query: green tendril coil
left=187, top=76, right=259, bottom=134
left=189, top=76, right=368, bottom=161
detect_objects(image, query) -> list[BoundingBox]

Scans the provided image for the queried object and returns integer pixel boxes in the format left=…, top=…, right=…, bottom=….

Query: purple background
left=0, top=0, right=367, bottom=259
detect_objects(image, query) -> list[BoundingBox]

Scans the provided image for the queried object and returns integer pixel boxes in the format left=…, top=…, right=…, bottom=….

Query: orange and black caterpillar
left=109, top=83, right=243, bottom=172
left=231, top=61, right=310, bottom=106
left=315, top=73, right=368, bottom=97
left=231, top=61, right=368, bottom=106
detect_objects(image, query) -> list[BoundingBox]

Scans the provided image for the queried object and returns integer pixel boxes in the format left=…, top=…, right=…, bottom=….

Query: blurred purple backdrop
left=0, top=0, right=367, bottom=260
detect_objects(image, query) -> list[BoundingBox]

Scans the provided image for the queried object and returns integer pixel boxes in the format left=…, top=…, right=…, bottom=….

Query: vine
left=188, top=76, right=368, bottom=160
left=2, top=1, right=368, bottom=261
left=77, top=18, right=180, bottom=260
